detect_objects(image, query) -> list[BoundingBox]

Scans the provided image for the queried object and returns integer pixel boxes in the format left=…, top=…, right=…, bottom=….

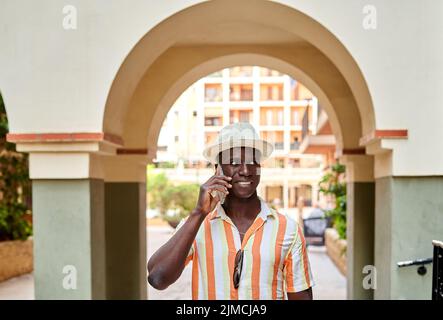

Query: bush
left=318, top=163, right=346, bottom=239
left=0, top=93, right=32, bottom=241
left=147, top=168, right=199, bottom=224
left=156, top=161, right=176, bottom=169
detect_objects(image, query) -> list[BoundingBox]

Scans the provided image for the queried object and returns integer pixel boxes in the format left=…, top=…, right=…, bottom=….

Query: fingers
left=208, top=185, right=229, bottom=195
left=211, top=178, right=232, bottom=189
left=212, top=174, right=232, bottom=181
left=214, top=165, right=232, bottom=180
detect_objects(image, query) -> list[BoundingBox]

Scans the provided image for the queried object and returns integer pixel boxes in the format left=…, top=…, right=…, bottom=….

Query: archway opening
left=146, top=66, right=346, bottom=300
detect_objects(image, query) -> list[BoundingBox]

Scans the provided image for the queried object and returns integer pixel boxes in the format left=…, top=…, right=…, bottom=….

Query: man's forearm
left=147, top=209, right=206, bottom=290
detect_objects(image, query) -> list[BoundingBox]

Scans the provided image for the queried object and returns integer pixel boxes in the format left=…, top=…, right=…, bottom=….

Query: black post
left=432, top=240, right=443, bottom=300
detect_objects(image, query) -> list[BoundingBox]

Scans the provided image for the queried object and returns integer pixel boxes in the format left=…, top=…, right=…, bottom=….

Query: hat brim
left=203, top=138, right=274, bottom=164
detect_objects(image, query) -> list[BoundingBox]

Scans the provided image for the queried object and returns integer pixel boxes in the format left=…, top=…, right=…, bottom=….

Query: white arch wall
left=1, top=0, right=443, bottom=174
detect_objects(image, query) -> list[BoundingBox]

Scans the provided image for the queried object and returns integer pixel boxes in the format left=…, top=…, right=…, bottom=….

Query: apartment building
left=156, top=66, right=325, bottom=210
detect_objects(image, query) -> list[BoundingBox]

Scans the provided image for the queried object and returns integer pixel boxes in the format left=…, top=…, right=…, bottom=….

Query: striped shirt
left=174, top=197, right=314, bottom=300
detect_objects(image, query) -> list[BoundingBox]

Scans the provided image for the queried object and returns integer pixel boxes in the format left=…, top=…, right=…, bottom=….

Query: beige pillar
left=340, top=154, right=375, bottom=300
left=101, top=154, right=148, bottom=300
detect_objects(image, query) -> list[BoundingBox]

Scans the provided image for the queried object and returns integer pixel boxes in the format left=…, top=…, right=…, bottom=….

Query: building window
left=204, top=84, right=223, bottom=102
left=261, top=108, right=283, bottom=126
left=230, top=110, right=252, bottom=124
left=292, top=109, right=300, bottom=125
left=296, top=184, right=312, bottom=207
left=229, top=84, right=253, bottom=101
left=205, top=116, right=222, bottom=126
left=274, top=158, right=284, bottom=168
left=277, top=109, right=283, bottom=126
left=266, top=110, right=273, bottom=125
left=239, top=110, right=250, bottom=122
left=265, top=185, right=283, bottom=208
left=260, top=84, right=283, bottom=101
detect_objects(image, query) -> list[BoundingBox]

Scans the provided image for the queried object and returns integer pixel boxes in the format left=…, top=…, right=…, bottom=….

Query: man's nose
left=238, top=163, right=251, bottom=176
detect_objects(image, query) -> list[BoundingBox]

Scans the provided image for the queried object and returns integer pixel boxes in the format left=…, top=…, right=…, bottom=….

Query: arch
left=103, top=0, right=375, bottom=155
left=145, top=53, right=344, bottom=152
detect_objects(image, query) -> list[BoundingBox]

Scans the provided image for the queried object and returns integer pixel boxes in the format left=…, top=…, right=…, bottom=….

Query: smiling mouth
left=237, top=181, right=252, bottom=186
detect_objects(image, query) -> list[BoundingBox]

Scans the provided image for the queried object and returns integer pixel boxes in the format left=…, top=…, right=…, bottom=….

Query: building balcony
left=299, top=106, right=335, bottom=154
left=298, top=134, right=336, bottom=154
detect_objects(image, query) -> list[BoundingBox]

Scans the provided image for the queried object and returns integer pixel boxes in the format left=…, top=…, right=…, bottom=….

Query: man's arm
left=147, top=209, right=204, bottom=290
left=287, top=287, right=313, bottom=300
left=147, top=168, right=231, bottom=290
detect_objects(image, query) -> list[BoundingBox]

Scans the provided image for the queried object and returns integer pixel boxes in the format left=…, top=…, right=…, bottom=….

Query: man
left=148, top=122, right=314, bottom=300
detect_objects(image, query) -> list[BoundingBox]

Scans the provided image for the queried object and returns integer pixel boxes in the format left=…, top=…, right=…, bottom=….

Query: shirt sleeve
left=173, top=217, right=195, bottom=266
left=283, top=223, right=315, bottom=293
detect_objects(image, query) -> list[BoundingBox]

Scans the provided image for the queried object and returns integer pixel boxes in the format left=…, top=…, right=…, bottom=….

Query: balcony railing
left=290, top=142, right=300, bottom=150
left=204, top=118, right=223, bottom=126
left=274, top=142, right=284, bottom=150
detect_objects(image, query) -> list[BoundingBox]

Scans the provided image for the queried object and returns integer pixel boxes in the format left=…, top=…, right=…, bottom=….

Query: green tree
left=166, top=183, right=200, bottom=223
left=147, top=167, right=199, bottom=225
left=0, top=93, right=32, bottom=241
left=147, top=170, right=173, bottom=216
left=318, top=162, right=346, bottom=239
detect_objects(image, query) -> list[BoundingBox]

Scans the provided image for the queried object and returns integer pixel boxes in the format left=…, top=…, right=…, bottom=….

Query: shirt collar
left=209, top=196, right=276, bottom=221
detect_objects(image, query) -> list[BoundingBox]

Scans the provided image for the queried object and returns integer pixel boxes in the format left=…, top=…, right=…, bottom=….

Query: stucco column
left=101, top=154, right=148, bottom=300
left=31, top=153, right=106, bottom=299
left=340, top=154, right=375, bottom=300
left=27, top=146, right=148, bottom=300
left=374, top=174, right=443, bottom=299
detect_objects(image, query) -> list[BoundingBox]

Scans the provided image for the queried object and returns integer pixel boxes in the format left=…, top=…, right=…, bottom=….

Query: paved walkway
left=0, top=226, right=346, bottom=300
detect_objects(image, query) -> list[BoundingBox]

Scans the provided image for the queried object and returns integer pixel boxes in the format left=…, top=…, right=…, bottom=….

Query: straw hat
left=203, top=122, right=274, bottom=164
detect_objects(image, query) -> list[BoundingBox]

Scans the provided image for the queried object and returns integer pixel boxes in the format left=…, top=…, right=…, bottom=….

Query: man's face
left=217, top=147, right=261, bottom=199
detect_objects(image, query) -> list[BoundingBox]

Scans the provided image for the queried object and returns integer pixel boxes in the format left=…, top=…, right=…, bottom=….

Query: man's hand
left=148, top=165, right=232, bottom=290
left=195, top=165, right=232, bottom=216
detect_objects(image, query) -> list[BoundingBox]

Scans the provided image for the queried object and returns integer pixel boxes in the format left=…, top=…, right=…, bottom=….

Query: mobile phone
left=212, top=165, right=226, bottom=204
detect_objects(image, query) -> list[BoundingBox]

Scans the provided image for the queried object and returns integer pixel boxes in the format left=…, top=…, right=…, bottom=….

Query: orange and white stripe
left=175, top=197, right=314, bottom=300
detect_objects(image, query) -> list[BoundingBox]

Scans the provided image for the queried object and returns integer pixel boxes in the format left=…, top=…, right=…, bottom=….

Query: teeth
left=238, top=182, right=251, bottom=185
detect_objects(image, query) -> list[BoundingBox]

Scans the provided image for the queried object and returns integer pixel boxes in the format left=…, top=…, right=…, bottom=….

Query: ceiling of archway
left=175, top=21, right=306, bottom=46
